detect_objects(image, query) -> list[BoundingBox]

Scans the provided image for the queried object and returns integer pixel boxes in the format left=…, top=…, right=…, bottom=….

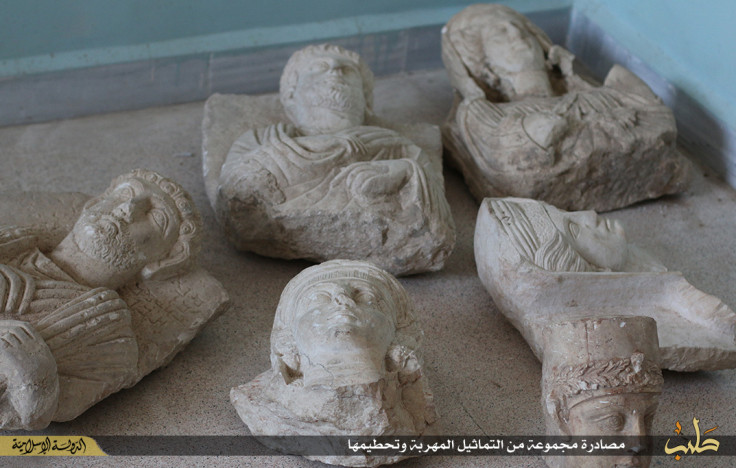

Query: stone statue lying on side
left=542, top=316, right=663, bottom=468
left=231, top=260, right=437, bottom=467
left=442, top=4, right=691, bottom=211
left=203, top=44, right=455, bottom=276
left=0, top=169, right=228, bottom=430
left=475, top=197, right=736, bottom=371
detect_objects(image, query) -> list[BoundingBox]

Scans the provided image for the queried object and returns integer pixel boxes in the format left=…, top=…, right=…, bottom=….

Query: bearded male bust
left=0, top=169, right=228, bottom=430
left=202, top=44, right=455, bottom=276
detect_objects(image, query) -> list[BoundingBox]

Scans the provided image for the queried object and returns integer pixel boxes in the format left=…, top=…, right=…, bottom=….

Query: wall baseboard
left=0, top=8, right=569, bottom=127
left=1, top=6, right=733, bottom=189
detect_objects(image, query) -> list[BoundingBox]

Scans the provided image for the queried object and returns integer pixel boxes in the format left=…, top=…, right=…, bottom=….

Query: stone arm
left=345, top=160, right=414, bottom=202
left=0, top=262, right=138, bottom=427
left=219, top=123, right=429, bottom=206
left=457, top=98, right=565, bottom=172
left=0, top=320, right=59, bottom=430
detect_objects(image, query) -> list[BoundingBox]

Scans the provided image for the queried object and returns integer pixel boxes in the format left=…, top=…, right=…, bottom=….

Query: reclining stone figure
left=203, top=44, right=455, bottom=276
left=442, top=4, right=691, bottom=211
left=0, top=169, right=228, bottom=429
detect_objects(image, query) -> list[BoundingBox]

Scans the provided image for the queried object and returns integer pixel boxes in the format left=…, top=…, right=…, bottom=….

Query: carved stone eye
left=117, top=186, right=135, bottom=200
left=311, top=61, right=330, bottom=73
left=596, top=412, right=625, bottom=432
left=310, top=291, right=332, bottom=303
left=353, top=289, right=376, bottom=305
left=149, top=209, right=168, bottom=234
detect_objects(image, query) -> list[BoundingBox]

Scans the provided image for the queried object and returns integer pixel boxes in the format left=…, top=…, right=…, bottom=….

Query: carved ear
left=140, top=245, right=189, bottom=281
left=82, top=195, right=102, bottom=211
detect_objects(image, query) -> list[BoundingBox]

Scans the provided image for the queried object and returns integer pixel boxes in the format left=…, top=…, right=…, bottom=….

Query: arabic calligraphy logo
left=665, top=418, right=719, bottom=460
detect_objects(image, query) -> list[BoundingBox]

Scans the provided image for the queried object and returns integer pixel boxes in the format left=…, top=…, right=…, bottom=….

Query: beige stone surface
left=231, top=260, right=437, bottom=467
left=475, top=197, right=736, bottom=372
left=0, top=171, right=229, bottom=430
left=0, top=69, right=734, bottom=467
left=541, top=316, right=662, bottom=468
left=203, top=45, right=455, bottom=276
left=442, top=4, right=692, bottom=212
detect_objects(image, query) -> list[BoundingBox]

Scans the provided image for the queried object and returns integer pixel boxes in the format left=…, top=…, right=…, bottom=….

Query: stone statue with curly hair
left=0, top=169, right=227, bottom=430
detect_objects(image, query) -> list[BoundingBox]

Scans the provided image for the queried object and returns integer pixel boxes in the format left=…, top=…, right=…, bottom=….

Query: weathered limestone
left=203, top=44, right=455, bottom=276
left=475, top=197, right=736, bottom=371
left=231, top=260, right=437, bottom=467
left=542, top=316, right=662, bottom=468
left=442, top=4, right=691, bottom=212
left=0, top=170, right=228, bottom=429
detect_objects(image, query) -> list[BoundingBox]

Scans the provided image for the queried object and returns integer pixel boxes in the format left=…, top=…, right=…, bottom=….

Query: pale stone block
left=442, top=4, right=691, bottom=212
left=203, top=44, right=455, bottom=276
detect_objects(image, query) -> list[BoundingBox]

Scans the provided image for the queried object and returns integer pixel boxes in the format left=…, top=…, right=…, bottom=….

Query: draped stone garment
left=446, top=84, right=689, bottom=211
left=215, top=123, right=455, bottom=275
left=0, top=234, right=138, bottom=422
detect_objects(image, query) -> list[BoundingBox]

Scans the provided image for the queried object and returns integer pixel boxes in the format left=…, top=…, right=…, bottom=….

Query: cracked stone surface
left=0, top=69, right=735, bottom=467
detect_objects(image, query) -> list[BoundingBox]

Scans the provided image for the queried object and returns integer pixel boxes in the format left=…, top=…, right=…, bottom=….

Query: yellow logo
left=664, top=417, right=719, bottom=460
left=0, top=436, right=106, bottom=456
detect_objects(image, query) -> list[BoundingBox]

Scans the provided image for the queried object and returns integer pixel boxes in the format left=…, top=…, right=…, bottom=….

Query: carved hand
left=299, top=133, right=368, bottom=157
left=346, top=161, right=411, bottom=200
left=0, top=320, right=59, bottom=430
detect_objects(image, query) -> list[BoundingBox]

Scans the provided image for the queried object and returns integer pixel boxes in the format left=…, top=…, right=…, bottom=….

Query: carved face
left=481, top=14, right=551, bottom=98
left=285, top=51, right=366, bottom=133
left=557, top=210, right=628, bottom=270
left=73, top=178, right=180, bottom=271
left=564, top=392, right=658, bottom=468
left=293, top=278, right=395, bottom=365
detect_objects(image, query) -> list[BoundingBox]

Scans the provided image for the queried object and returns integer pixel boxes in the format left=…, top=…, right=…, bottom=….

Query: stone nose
left=324, top=59, right=347, bottom=75
left=112, top=196, right=150, bottom=222
left=332, top=292, right=356, bottom=308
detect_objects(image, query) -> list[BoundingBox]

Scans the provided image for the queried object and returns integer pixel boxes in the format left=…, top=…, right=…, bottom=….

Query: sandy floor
left=1, top=69, right=734, bottom=467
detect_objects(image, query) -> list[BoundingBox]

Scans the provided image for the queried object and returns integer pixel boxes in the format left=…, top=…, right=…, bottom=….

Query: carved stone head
left=56, top=169, right=202, bottom=289
left=542, top=316, right=662, bottom=468
left=488, top=198, right=638, bottom=272
left=443, top=4, right=553, bottom=100
left=280, top=44, right=374, bottom=135
left=270, top=260, right=414, bottom=388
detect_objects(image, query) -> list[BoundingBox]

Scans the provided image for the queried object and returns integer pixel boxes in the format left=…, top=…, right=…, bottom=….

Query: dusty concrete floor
left=1, top=69, right=735, bottom=468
